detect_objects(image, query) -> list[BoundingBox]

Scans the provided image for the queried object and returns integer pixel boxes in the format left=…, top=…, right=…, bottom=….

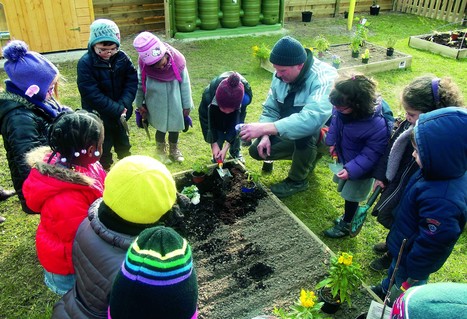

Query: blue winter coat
left=325, top=100, right=390, bottom=180
left=387, top=107, right=467, bottom=281
left=77, top=49, right=137, bottom=125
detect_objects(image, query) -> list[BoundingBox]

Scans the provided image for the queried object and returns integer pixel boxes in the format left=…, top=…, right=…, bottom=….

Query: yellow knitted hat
left=103, top=155, right=176, bottom=224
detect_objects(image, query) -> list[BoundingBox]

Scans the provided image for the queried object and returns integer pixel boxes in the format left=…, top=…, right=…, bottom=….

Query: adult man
left=239, top=36, right=338, bottom=198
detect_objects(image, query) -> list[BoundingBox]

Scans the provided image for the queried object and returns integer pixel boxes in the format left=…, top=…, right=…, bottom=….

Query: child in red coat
left=23, top=110, right=106, bottom=295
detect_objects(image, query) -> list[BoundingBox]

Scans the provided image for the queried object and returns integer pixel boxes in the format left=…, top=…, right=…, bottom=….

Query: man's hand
left=257, top=136, right=271, bottom=159
left=239, top=123, right=277, bottom=141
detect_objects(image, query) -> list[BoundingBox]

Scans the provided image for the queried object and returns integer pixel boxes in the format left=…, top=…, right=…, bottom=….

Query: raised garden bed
left=172, top=161, right=374, bottom=319
left=409, top=30, right=467, bottom=59
left=261, top=42, right=412, bottom=74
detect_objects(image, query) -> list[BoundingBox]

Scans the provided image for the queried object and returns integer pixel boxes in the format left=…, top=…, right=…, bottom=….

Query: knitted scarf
left=139, top=43, right=186, bottom=93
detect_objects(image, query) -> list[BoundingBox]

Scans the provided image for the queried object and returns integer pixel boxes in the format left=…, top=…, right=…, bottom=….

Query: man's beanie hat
left=89, top=19, right=121, bottom=47
left=103, top=155, right=177, bottom=224
left=215, top=72, right=245, bottom=111
left=3, top=40, right=59, bottom=101
left=269, top=36, right=307, bottom=66
left=133, top=31, right=167, bottom=66
left=109, top=226, right=198, bottom=319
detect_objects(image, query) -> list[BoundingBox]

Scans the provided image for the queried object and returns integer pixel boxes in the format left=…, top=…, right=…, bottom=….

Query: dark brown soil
left=172, top=162, right=374, bottom=319
left=421, top=31, right=467, bottom=49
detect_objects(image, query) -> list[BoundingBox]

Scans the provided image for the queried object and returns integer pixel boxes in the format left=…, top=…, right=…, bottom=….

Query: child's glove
left=183, top=115, right=193, bottom=132
left=135, top=109, right=143, bottom=128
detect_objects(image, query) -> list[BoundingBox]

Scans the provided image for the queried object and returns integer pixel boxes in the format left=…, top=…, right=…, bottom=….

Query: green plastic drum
left=242, top=0, right=261, bottom=26
left=221, top=0, right=241, bottom=28
left=262, top=0, right=280, bottom=25
left=174, top=0, right=198, bottom=32
left=199, top=0, right=220, bottom=30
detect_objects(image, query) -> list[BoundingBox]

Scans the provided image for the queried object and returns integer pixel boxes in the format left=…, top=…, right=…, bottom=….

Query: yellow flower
left=299, top=289, right=316, bottom=308
left=252, top=45, right=259, bottom=52
left=338, top=255, right=344, bottom=264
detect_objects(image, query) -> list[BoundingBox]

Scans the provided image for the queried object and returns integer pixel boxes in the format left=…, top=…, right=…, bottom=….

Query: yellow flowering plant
left=361, top=49, right=370, bottom=59
left=273, top=289, right=326, bottom=319
left=315, top=252, right=363, bottom=307
left=252, top=44, right=271, bottom=60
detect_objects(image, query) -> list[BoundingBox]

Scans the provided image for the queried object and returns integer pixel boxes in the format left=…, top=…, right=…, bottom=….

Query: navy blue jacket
left=387, top=107, right=467, bottom=280
left=77, top=49, right=137, bottom=125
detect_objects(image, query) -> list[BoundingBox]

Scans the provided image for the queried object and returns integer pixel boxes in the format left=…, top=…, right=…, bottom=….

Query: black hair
left=99, top=41, right=119, bottom=47
left=329, top=73, right=378, bottom=119
left=47, top=110, right=104, bottom=167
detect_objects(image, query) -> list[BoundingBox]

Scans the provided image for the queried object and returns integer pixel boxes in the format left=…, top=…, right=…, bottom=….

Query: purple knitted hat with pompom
left=215, top=72, right=244, bottom=111
left=3, top=40, right=59, bottom=101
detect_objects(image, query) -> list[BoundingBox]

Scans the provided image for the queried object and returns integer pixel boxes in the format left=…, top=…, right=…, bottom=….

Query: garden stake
left=380, top=238, right=407, bottom=319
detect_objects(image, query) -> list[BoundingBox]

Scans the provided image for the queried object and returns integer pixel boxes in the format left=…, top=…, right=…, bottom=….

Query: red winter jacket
left=22, top=147, right=106, bottom=275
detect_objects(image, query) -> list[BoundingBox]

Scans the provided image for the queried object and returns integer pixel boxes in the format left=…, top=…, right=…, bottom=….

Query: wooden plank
left=93, top=0, right=164, bottom=7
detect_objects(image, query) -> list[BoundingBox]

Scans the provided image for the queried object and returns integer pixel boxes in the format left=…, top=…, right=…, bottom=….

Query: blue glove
left=183, top=115, right=193, bottom=132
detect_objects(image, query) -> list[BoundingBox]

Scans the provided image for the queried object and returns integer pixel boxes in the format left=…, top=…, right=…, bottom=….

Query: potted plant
left=242, top=170, right=260, bottom=193
left=181, top=184, right=201, bottom=205
left=191, top=161, right=209, bottom=183
left=302, top=0, right=312, bottom=22
left=272, top=289, right=325, bottom=319
left=370, top=0, right=380, bottom=15
left=361, top=49, right=370, bottom=63
left=313, top=35, right=330, bottom=58
left=315, top=252, right=363, bottom=314
left=331, top=54, right=341, bottom=69
left=350, top=35, right=362, bottom=58
left=386, top=37, right=397, bottom=56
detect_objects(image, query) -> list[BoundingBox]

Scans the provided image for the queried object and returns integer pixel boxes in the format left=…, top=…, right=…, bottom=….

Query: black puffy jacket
left=77, top=49, right=137, bottom=125
left=0, top=92, right=55, bottom=213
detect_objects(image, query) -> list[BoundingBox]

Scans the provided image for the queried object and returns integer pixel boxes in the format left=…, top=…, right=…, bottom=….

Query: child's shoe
left=169, top=143, right=184, bottom=163
left=369, top=252, right=392, bottom=271
left=156, top=142, right=172, bottom=164
left=323, top=220, right=350, bottom=238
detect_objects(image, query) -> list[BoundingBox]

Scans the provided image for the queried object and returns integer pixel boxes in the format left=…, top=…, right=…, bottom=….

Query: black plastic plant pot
left=344, top=11, right=349, bottom=18
left=370, top=5, right=380, bottom=15
left=302, top=11, right=312, bottom=22
left=355, top=313, right=368, bottom=319
left=386, top=48, right=394, bottom=56
left=351, top=50, right=360, bottom=58
left=318, top=288, right=341, bottom=314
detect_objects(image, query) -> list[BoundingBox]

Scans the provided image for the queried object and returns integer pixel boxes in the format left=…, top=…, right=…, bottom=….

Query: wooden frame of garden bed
left=408, top=32, right=467, bottom=59
left=261, top=42, right=412, bottom=75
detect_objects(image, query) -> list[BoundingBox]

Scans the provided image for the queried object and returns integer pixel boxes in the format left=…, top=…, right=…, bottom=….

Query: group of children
left=0, top=19, right=466, bottom=317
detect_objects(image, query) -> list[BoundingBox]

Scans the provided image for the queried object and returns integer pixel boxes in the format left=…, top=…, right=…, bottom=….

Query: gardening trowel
left=216, top=159, right=232, bottom=180
left=329, top=156, right=343, bottom=174
left=349, top=186, right=383, bottom=237
left=142, top=119, right=151, bottom=140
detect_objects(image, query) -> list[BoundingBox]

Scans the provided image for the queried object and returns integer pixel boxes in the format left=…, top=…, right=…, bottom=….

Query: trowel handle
left=367, top=185, right=383, bottom=206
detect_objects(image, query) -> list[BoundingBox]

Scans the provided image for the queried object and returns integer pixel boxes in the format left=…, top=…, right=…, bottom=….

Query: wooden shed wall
left=283, top=0, right=393, bottom=20
left=93, top=0, right=166, bottom=37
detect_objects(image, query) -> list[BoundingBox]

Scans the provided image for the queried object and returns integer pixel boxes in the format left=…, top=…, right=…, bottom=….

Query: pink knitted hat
left=133, top=32, right=167, bottom=66
left=215, top=73, right=245, bottom=111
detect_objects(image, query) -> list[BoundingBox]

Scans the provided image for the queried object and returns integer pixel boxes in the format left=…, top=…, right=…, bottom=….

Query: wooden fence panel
left=394, top=0, right=466, bottom=23
left=93, top=0, right=166, bottom=36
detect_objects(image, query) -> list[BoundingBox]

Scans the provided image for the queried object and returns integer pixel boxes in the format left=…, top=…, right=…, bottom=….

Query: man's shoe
left=0, top=188, right=15, bottom=201
left=231, top=153, right=245, bottom=164
left=323, top=220, right=350, bottom=238
left=373, top=242, right=388, bottom=254
left=270, top=178, right=308, bottom=198
left=369, top=252, right=392, bottom=271
left=370, top=284, right=386, bottom=300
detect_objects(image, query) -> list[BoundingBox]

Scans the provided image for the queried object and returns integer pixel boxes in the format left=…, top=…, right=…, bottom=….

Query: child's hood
left=414, top=107, right=467, bottom=180
left=26, top=146, right=97, bottom=186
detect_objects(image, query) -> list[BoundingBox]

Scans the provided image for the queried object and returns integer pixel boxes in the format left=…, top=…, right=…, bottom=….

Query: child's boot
left=169, top=142, right=184, bottom=163
left=156, top=142, right=172, bottom=164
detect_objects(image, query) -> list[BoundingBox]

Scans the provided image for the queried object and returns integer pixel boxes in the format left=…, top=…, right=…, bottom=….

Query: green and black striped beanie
left=108, top=226, right=198, bottom=319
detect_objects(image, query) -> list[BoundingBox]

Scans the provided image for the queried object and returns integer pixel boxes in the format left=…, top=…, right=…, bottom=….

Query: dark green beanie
left=269, top=36, right=307, bottom=66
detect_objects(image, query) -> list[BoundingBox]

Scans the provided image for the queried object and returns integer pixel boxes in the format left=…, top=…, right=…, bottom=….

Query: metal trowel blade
left=328, top=162, right=344, bottom=174
left=217, top=168, right=232, bottom=179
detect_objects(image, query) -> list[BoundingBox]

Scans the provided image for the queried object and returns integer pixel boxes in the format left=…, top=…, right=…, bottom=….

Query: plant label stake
left=349, top=186, right=382, bottom=237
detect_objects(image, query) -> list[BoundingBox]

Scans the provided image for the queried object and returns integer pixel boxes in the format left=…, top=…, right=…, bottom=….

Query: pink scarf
left=139, top=43, right=186, bottom=93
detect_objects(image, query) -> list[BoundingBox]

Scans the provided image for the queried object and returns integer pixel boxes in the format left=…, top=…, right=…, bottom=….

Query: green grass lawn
left=1, top=12, right=466, bottom=318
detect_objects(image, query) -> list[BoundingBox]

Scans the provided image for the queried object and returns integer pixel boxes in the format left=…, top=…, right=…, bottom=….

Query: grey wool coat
left=134, top=67, right=194, bottom=133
